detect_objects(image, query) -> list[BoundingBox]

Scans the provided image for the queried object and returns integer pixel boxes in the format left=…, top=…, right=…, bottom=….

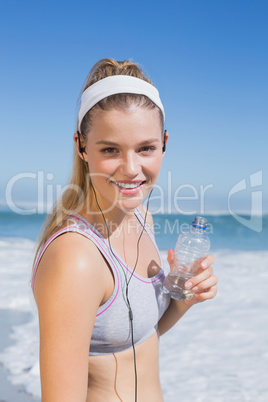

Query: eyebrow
left=95, top=139, right=160, bottom=146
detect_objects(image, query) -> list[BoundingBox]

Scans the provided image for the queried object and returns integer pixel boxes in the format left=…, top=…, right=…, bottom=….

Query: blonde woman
left=32, top=58, right=217, bottom=401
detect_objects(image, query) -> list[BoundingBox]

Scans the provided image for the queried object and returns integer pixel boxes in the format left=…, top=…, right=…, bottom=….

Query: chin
left=117, top=198, right=144, bottom=214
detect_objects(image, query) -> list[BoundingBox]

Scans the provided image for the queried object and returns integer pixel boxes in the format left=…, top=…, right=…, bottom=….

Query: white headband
left=78, top=75, right=165, bottom=131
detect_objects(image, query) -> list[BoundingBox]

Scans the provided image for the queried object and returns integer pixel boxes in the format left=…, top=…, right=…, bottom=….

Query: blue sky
left=0, top=0, right=267, bottom=214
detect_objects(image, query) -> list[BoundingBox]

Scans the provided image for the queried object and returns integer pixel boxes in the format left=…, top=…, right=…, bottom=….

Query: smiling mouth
left=112, top=181, right=145, bottom=189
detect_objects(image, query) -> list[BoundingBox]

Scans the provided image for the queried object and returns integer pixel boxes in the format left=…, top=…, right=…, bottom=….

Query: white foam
left=1, top=238, right=268, bottom=400
left=0, top=237, right=41, bottom=398
left=159, top=249, right=268, bottom=401
left=0, top=237, right=36, bottom=311
left=0, top=316, right=41, bottom=397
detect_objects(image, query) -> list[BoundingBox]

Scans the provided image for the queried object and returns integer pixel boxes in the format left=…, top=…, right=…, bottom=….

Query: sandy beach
left=0, top=309, right=40, bottom=401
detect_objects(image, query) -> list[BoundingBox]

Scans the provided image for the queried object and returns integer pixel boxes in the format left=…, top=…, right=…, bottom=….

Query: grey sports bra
left=32, top=208, right=170, bottom=355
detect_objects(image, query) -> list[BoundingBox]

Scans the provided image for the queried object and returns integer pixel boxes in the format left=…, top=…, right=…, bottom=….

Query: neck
left=80, top=195, right=139, bottom=238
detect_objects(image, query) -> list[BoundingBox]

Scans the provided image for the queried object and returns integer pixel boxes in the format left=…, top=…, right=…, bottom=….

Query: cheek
left=146, top=156, right=163, bottom=177
left=87, top=153, right=163, bottom=178
left=87, top=156, right=116, bottom=174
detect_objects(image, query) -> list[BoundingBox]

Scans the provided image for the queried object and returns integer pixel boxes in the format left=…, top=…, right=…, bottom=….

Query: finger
left=167, top=249, right=175, bottom=266
left=201, top=254, right=215, bottom=269
left=185, top=266, right=214, bottom=289
left=191, top=275, right=218, bottom=292
left=194, top=285, right=218, bottom=300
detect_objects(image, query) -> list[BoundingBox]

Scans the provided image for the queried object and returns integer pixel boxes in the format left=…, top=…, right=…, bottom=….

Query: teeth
left=115, top=182, right=143, bottom=189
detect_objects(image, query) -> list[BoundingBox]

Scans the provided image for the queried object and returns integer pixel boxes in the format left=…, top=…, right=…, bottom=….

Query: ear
left=73, top=132, right=88, bottom=162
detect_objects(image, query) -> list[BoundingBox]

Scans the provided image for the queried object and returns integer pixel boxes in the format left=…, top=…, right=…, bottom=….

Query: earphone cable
left=89, top=178, right=153, bottom=402
left=81, top=157, right=153, bottom=402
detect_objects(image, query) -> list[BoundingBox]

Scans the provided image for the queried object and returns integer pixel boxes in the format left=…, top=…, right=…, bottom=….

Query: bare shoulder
left=137, top=204, right=155, bottom=234
left=34, top=231, right=107, bottom=307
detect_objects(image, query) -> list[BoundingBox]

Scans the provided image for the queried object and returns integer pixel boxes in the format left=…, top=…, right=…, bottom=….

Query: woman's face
left=81, top=106, right=166, bottom=215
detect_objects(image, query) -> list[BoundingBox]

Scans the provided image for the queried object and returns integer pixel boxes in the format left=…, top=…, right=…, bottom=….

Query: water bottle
left=163, top=216, right=210, bottom=301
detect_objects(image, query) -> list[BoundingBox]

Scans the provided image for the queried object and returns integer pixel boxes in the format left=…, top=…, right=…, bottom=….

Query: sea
left=0, top=210, right=267, bottom=401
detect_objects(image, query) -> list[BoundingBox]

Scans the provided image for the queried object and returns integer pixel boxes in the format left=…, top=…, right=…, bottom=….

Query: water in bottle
left=163, top=216, right=210, bottom=301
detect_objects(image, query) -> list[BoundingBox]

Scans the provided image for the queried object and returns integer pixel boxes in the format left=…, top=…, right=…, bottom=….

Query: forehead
left=89, top=106, right=162, bottom=140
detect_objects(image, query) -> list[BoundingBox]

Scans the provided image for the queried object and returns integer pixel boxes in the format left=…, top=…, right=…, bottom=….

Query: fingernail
left=202, top=261, right=208, bottom=268
left=192, top=286, right=198, bottom=291
left=185, top=282, right=192, bottom=289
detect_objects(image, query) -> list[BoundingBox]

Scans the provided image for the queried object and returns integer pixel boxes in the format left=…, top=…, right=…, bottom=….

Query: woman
left=32, top=58, right=217, bottom=401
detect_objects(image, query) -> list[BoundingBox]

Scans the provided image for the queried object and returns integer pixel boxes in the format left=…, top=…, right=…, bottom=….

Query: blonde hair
left=32, top=58, right=164, bottom=277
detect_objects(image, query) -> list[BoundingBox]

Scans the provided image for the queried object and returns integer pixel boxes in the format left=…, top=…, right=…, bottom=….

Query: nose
left=120, top=151, right=141, bottom=177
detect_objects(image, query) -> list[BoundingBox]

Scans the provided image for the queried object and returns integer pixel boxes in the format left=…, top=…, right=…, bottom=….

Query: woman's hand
left=167, top=250, right=218, bottom=307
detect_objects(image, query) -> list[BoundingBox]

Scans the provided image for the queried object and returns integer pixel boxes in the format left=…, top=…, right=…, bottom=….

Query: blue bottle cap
left=192, top=216, right=208, bottom=230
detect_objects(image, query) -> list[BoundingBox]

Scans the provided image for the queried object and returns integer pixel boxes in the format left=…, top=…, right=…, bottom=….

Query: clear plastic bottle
left=163, top=216, right=210, bottom=301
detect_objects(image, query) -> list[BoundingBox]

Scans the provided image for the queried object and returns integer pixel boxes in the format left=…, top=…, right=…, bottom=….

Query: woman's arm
left=34, top=232, right=110, bottom=402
